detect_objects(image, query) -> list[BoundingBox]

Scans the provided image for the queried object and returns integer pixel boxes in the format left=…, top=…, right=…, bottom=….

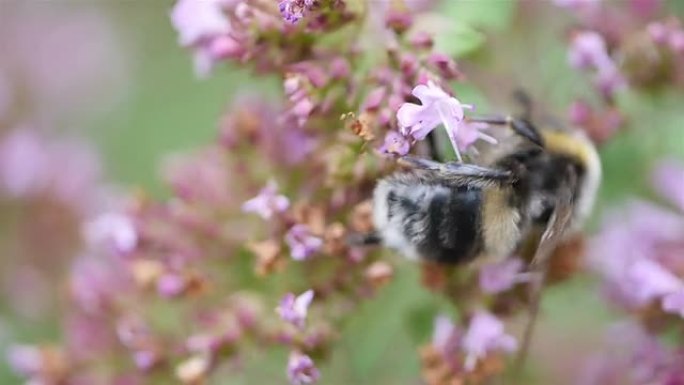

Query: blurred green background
left=2, top=1, right=684, bottom=384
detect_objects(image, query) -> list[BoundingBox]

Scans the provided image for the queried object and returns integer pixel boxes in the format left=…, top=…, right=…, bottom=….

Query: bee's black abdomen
left=419, top=186, right=483, bottom=264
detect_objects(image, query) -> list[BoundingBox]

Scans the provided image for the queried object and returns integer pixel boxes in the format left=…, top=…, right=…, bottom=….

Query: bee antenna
left=512, top=89, right=533, bottom=120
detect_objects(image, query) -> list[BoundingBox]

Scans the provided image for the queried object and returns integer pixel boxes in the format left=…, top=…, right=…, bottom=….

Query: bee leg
left=469, top=115, right=544, bottom=147
left=346, top=231, right=382, bottom=246
left=398, top=155, right=513, bottom=183
left=396, top=155, right=444, bottom=171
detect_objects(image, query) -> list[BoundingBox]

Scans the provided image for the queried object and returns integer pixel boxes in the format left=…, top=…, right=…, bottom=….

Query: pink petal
left=396, top=103, right=425, bottom=128
left=652, top=160, right=684, bottom=212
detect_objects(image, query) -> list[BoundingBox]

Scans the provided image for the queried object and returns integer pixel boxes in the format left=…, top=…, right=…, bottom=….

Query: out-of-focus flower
left=176, top=354, right=211, bottom=383
left=652, top=160, right=684, bottom=211
left=569, top=32, right=611, bottom=70
left=553, top=0, right=601, bottom=10
left=0, top=128, right=104, bottom=212
left=461, top=311, right=517, bottom=371
left=590, top=181, right=684, bottom=314
left=242, top=181, right=290, bottom=219
left=577, top=322, right=684, bottom=385
left=163, top=148, right=232, bottom=205
left=0, top=128, right=48, bottom=198
left=156, top=273, right=188, bottom=299
left=479, top=258, right=531, bottom=294
left=431, top=314, right=458, bottom=354
left=69, top=256, right=128, bottom=315
left=626, top=258, right=683, bottom=305
left=397, top=82, right=480, bottom=160
left=170, top=0, right=243, bottom=77
left=279, top=0, right=316, bottom=24
left=170, top=0, right=232, bottom=46
left=83, top=212, right=137, bottom=256
left=276, top=290, right=314, bottom=329
left=285, top=224, right=323, bottom=261
left=6, top=345, right=68, bottom=383
left=378, top=130, right=411, bottom=156
left=568, top=31, right=626, bottom=98
left=1, top=6, right=130, bottom=123
left=287, top=351, right=320, bottom=385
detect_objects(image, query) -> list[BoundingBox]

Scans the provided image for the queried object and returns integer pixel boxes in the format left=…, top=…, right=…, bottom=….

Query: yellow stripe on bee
left=541, top=130, right=594, bottom=166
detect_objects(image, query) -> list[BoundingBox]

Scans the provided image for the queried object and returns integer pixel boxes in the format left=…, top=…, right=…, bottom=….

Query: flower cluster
left=7, top=1, right=684, bottom=385
left=578, top=322, right=684, bottom=385
left=420, top=311, right=518, bottom=385
left=589, top=159, right=684, bottom=320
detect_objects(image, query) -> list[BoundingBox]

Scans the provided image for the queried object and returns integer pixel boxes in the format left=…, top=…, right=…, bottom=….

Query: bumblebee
left=362, top=113, right=601, bottom=265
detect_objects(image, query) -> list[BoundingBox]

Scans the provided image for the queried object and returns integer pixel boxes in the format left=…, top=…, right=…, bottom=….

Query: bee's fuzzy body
left=371, top=127, right=601, bottom=264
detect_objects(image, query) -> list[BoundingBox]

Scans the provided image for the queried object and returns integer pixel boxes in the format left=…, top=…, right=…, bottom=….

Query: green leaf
left=414, top=14, right=486, bottom=58
left=438, top=0, right=516, bottom=31
left=341, top=266, right=437, bottom=379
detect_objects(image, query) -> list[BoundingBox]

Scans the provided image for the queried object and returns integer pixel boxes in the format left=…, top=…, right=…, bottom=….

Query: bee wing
left=516, top=167, right=577, bottom=371
left=530, top=169, right=576, bottom=266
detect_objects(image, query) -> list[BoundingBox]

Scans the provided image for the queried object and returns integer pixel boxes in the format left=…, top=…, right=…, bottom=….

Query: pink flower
left=568, top=31, right=626, bottom=98
left=378, top=131, right=411, bottom=156
left=287, top=351, right=320, bottom=385
left=285, top=224, right=323, bottom=261
left=83, top=212, right=138, bottom=256
left=170, top=0, right=243, bottom=77
left=242, top=181, right=290, bottom=219
left=553, top=0, right=600, bottom=11
left=652, top=160, right=684, bottom=212
left=432, top=314, right=459, bottom=355
left=397, top=82, right=482, bottom=161
left=663, top=290, right=684, bottom=317
left=6, top=345, right=42, bottom=377
left=170, top=0, right=232, bottom=46
left=569, top=32, right=612, bottom=70
left=276, top=289, right=314, bottom=329
left=626, top=258, right=683, bottom=305
left=0, top=129, right=48, bottom=198
left=479, top=258, right=531, bottom=294
left=279, top=0, right=316, bottom=24
left=462, top=311, right=518, bottom=371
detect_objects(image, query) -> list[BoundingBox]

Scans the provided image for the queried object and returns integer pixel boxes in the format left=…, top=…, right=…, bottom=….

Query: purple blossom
left=378, top=131, right=411, bottom=156
left=569, top=32, right=611, bottom=70
left=70, top=256, right=128, bottom=314
left=242, top=181, right=290, bottom=219
left=170, top=0, right=243, bottom=77
left=156, top=273, right=187, bottom=298
left=432, top=314, right=460, bottom=356
left=461, top=311, right=518, bottom=371
left=285, top=224, right=323, bottom=261
left=83, top=212, right=138, bottom=256
left=276, top=289, right=314, bottom=329
left=279, top=0, right=316, bottom=24
left=0, top=129, right=48, bottom=198
left=652, top=160, right=684, bottom=212
left=662, top=290, right=684, bottom=317
left=626, top=258, right=683, bottom=305
left=287, top=352, right=321, bottom=385
left=568, top=32, right=626, bottom=98
left=6, top=345, right=42, bottom=377
left=170, top=0, right=232, bottom=46
left=479, top=258, right=531, bottom=294
left=287, top=351, right=320, bottom=385
left=577, top=322, right=684, bottom=385
left=589, top=200, right=684, bottom=313
left=397, top=82, right=487, bottom=161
